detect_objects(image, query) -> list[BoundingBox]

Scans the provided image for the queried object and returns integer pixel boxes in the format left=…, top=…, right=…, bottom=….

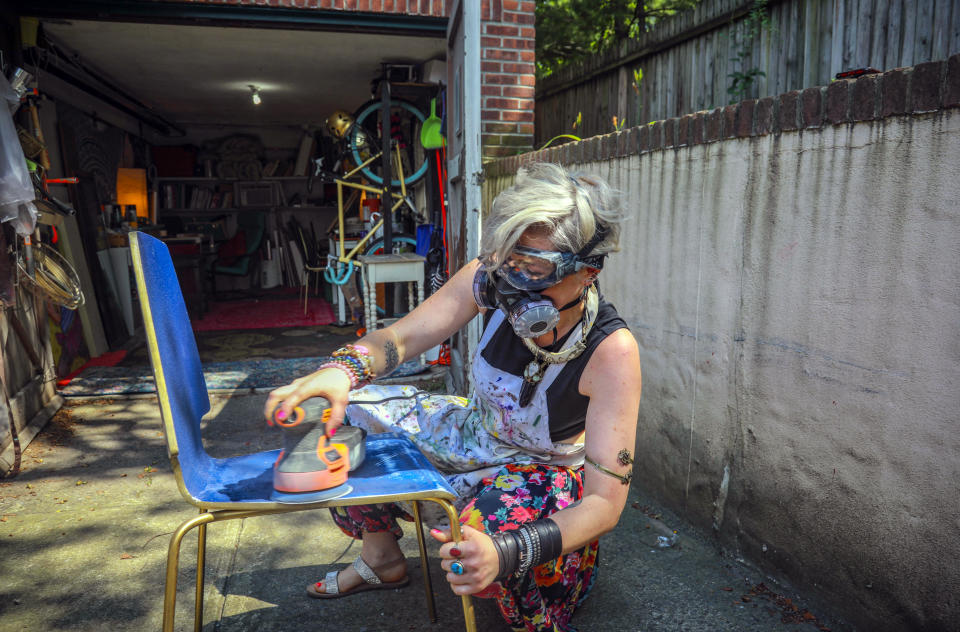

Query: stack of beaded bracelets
left=319, top=344, right=374, bottom=390
left=490, top=518, right=563, bottom=580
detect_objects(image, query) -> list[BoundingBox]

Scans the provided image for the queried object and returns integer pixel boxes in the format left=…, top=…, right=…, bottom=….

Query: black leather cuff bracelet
left=531, top=518, right=563, bottom=564
left=491, top=518, right=564, bottom=580
left=491, top=530, right=521, bottom=580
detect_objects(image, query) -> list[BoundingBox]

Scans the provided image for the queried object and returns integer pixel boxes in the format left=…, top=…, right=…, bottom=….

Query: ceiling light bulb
left=249, top=85, right=262, bottom=106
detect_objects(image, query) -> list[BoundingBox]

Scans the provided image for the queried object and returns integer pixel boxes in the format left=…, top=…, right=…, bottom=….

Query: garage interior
left=1, top=6, right=453, bottom=392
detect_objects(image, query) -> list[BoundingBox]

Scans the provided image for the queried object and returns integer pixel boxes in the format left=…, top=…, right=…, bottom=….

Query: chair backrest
left=130, top=232, right=214, bottom=496
left=240, top=211, right=265, bottom=256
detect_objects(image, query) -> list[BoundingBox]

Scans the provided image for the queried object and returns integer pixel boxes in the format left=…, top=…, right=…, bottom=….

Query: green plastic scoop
left=420, top=98, right=444, bottom=150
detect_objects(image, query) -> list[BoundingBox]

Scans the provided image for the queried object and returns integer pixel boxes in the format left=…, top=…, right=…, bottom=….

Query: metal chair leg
left=194, top=510, right=208, bottom=632
left=431, top=498, right=476, bottom=632
left=412, top=501, right=438, bottom=623
left=302, top=274, right=309, bottom=315
left=163, top=512, right=216, bottom=632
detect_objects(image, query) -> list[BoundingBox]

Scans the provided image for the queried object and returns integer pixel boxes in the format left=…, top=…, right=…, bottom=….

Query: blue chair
left=129, top=232, right=476, bottom=632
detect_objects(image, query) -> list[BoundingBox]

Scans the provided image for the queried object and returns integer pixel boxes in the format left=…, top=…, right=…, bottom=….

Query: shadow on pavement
left=0, top=391, right=853, bottom=632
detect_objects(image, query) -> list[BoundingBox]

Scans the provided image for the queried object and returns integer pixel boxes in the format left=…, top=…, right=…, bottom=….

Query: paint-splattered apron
left=345, top=309, right=586, bottom=518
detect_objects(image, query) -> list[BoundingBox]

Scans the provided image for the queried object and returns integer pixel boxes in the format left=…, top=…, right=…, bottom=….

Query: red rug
left=57, top=350, right=128, bottom=388
left=192, top=297, right=336, bottom=331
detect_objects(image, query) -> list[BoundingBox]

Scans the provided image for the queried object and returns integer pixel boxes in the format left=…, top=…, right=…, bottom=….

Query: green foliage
left=632, top=67, right=644, bottom=94
left=632, top=66, right=644, bottom=122
left=726, top=0, right=774, bottom=103
left=538, top=134, right=583, bottom=150
left=536, top=0, right=702, bottom=78
left=727, top=67, right=765, bottom=102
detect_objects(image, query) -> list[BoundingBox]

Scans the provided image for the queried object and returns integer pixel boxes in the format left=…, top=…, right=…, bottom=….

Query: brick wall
left=174, top=0, right=448, bottom=15
left=490, top=53, right=960, bottom=175
left=478, top=0, right=536, bottom=161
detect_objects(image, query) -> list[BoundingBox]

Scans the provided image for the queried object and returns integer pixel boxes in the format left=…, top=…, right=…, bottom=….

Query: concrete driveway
left=0, top=391, right=851, bottom=631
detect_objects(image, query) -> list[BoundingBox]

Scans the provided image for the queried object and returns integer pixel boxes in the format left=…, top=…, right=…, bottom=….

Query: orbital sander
left=268, top=397, right=366, bottom=503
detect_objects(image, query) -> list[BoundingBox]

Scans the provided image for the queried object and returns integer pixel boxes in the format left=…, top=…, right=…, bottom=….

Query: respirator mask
left=473, top=228, right=607, bottom=339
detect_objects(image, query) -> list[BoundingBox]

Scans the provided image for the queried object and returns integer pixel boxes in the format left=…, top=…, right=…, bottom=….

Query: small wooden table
left=358, top=252, right=426, bottom=364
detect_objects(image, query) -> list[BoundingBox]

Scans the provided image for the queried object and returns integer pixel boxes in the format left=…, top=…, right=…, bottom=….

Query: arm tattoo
left=383, top=340, right=400, bottom=374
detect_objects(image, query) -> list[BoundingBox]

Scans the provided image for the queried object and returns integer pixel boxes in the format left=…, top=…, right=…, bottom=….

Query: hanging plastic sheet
left=0, top=74, right=37, bottom=235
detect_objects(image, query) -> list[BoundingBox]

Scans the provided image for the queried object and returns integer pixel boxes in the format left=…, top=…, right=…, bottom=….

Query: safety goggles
left=497, top=245, right=585, bottom=291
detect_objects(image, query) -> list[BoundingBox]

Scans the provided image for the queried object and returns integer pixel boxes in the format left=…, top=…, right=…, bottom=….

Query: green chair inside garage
left=212, top=210, right=266, bottom=294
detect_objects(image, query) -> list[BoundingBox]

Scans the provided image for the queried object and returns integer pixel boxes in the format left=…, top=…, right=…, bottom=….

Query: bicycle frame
left=334, top=143, right=413, bottom=266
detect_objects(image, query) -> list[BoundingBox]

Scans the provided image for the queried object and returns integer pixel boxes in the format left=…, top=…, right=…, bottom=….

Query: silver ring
left=450, top=560, right=465, bottom=575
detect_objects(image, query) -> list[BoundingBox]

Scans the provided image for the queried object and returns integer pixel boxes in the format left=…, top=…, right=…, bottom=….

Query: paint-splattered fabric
left=343, top=308, right=587, bottom=516
left=330, top=463, right=599, bottom=632
left=330, top=309, right=606, bottom=630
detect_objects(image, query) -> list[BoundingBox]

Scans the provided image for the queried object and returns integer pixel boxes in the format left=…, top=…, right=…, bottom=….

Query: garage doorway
left=6, top=2, right=475, bottom=379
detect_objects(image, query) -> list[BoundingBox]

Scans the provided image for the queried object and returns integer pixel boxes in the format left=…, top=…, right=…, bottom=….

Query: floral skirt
left=330, top=462, right=600, bottom=632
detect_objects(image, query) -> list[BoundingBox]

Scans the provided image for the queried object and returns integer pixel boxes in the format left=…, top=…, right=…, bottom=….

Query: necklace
left=518, top=285, right=599, bottom=407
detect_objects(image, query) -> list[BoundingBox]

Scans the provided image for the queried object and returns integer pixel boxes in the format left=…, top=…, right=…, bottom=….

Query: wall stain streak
left=755, top=336, right=907, bottom=377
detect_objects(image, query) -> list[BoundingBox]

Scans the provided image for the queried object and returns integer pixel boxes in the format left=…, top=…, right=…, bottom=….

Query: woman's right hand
left=262, top=367, right=353, bottom=435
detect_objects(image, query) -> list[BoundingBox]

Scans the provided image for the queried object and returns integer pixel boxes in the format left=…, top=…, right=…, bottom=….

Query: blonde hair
left=480, top=163, right=623, bottom=272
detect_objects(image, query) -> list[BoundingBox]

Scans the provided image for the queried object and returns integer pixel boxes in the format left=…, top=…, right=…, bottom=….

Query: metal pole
left=380, top=67, right=394, bottom=317
left=380, top=68, right=393, bottom=253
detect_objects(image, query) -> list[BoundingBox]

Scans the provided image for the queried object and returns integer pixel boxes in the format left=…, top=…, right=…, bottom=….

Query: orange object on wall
left=116, top=168, right=150, bottom=223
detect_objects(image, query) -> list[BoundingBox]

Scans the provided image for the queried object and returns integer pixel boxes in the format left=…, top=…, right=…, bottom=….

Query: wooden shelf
left=162, top=205, right=334, bottom=214
left=155, top=176, right=309, bottom=183
left=276, top=206, right=336, bottom=212
left=160, top=206, right=238, bottom=215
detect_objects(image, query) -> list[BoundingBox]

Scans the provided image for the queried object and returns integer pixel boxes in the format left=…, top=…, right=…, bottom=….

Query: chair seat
left=214, top=257, right=252, bottom=276
left=188, top=433, right=456, bottom=506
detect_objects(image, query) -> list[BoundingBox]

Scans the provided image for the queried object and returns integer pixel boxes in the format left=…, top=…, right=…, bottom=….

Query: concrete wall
left=484, top=57, right=960, bottom=630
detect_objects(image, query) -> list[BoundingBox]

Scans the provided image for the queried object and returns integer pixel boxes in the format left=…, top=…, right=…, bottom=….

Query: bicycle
left=308, top=106, right=426, bottom=274
left=321, top=144, right=418, bottom=292
left=304, top=89, right=433, bottom=322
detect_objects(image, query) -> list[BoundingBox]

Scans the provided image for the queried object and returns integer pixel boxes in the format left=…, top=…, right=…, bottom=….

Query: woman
left=264, top=162, right=641, bottom=631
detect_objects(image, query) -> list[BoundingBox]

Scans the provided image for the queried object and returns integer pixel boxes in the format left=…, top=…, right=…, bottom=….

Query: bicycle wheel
left=362, top=235, right=418, bottom=256
left=349, top=98, right=429, bottom=188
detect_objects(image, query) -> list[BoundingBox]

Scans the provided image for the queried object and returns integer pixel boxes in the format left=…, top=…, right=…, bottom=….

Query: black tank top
left=480, top=296, right=628, bottom=441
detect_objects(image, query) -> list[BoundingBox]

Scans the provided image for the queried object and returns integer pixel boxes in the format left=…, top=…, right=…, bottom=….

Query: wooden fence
left=535, top=0, right=960, bottom=145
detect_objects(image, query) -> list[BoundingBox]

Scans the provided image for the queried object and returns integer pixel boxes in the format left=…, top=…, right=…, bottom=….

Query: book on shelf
left=186, top=186, right=215, bottom=209
left=163, top=184, right=175, bottom=209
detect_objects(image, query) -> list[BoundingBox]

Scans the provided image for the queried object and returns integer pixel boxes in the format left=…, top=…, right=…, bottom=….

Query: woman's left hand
left=430, top=525, right=500, bottom=595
